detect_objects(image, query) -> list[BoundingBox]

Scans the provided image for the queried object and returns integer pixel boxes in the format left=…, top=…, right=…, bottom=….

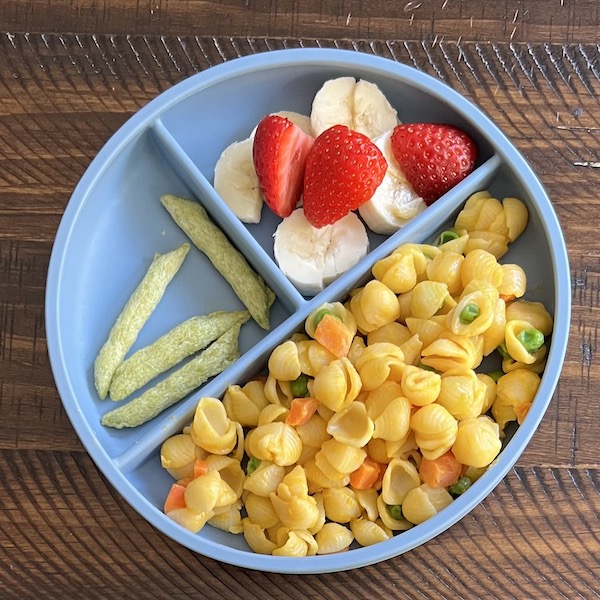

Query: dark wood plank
left=1, top=0, right=600, bottom=43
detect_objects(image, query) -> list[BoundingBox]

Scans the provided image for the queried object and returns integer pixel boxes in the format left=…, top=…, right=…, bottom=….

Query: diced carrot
left=314, top=314, right=354, bottom=358
left=193, top=458, right=208, bottom=479
left=373, top=463, right=387, bottom=491
left=349, top=456, right=381, bottom=490
left=285, top=397, right=319, bottom=427
left=164, top=483, right=187, bottom=513
left=419, top=451, right=462, bottom=488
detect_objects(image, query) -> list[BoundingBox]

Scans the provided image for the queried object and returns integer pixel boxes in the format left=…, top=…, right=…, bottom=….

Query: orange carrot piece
left=164, top=483, right=187, bottom=512
left=193, top=458, right=208, bottom=479
left=349, top=456, right=381, bottom=490
left=419, top=451, right=462, bottom=488
left=314, top=314, right=353, bottom=358
left=373, top=463, right=387, bottom=491
left=285, top=397, right=319, bottom=427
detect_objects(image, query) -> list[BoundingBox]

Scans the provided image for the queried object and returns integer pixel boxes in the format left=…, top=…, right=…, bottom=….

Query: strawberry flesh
left=252, top=115, right=314, bottom=218
left=303, top=125, right=387, bottom=228
left=390, top=123, right=477, bottom=205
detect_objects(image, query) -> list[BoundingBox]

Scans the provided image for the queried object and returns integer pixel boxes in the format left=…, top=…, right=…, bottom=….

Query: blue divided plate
left=45, top=48, right=571, bottom=574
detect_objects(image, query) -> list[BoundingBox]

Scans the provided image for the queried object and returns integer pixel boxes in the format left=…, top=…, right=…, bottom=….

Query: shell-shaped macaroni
left=305, top=302, right=357, bottom=339
left=401, top=364, right=442, bottom=406
left=273, top=530, right=318, bottom=557
left=372, top=245, right=430, bottom=293
left=160, top=433, right=200, bottom=473
left=205, top=455, right=246, bottom=499
left=503, top=196, right=529, bottom=242
left=381, top=458, right=421, bottom=505
left=243, top=461, right=286, bottom=497
left=246, top=422, right=303, bottom=466
left=350, top=280, right=401, bottom=333
left=353, top=488, right=379, bottom=521
left=308, top=492, right=326, bottom=534
left=303, top=458, right=350, bottom=493
left=482, top=298, right=507, bottom=356
left=439, top=233, right=470, bottom=255
left=208, top=503, right=243, bottom=534
left=264, top=373, right=294, bottom=407
left=257, top=403, right=289, bottom=426
left=402, top=484, right=453, bottom=525
left=454, top=190, right=493, bottom=231
left=355, top=342, right=405, bottom=391
left=322, top=487, right=362, bottom=523
left=296, top=443, right=319, bottom=466
left=327, top=401, right=374, bottom=448
left=312, top=357, right=362, bottom=412
left=502, top=348, right=548, bottom=374
left=504, top=319, right=546, bottom=365
left=463, top=230, right=509, bottom=259
left=396, top=290, right=413, bottom=323
left=421, top=331, right=482, bottom=372
left=410, top=281, right=449, bottom=320
left=410, top=404, right=458, bottom=460
left=452, top=416, right=502, bottom=467
left=222, top=381, right=270, bottom=427
left=268, top=340, right=301, bottom=381
left=426, top=251, right=465, bottom=295
left=191, top=397, right=237, bottom=455
left=270, top=492, right=320, bottom=530
left=367, top=321, right=412, bottom=347
left=437, top=369, right=486, bottom=420
left=244, top=492, right=279, bottom=529
left=167, top=507, right=214, bottom=533
left=366, top=437, right=392, bottom=464
left=492, top=369, right=541, bottom=431
left=277, top=464, right=310, bottom=499
left=371, top=395, right=411, bottom=443
left=471, top=195, right=509, bottom=236
left=498, top=263, right=527, bottom=300
left=460, top=249, right=504, bottom=288
left=295, top=413, right=331, bottom=448
left=315, top=439, right=367, bottom=479
left=376, top=494, right=414, bottom=531
left=400, top=334, right=424, bottom=366
left=315, top=523, right=354, bottom=554
left=185, top=470, right=230, bottom=513
left=386, top=430, right=419, bottom=461
left=350, top=517, right=392, bottom=546
left=347, top=335, right=367, bottom=365
left=405, top=317, right=446, bottom=349
left=505, top=300, right=554, bottom=336
left=242, top=518, right=278, bottom=554
left=296, top=339, right=337, bottom=377
left=477, top=373, right=497, bottom=414
left=447, top=283, right=498, bottom=337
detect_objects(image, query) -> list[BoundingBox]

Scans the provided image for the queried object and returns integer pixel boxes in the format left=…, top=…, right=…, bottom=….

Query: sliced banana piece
left=358, top=130, right=427, bottom=235
left=214, top=137, right=263, bottom=224
left=274, top=208, right=369, bottom=296
left=250, top=111, right=313, bottom=137
left=310, top=77, right=398, bottom=138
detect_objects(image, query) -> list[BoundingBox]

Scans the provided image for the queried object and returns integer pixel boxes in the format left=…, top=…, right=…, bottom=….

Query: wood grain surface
left=0, top=2, right=599, bottom=598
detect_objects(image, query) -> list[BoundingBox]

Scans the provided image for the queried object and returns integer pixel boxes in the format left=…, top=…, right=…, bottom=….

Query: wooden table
left=1, top=2, right=598, bottom=598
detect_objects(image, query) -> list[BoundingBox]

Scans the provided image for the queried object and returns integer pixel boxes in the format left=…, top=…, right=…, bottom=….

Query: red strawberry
left=252, top=115, right=314, bottom=218
left=303, top=125, right=387, bottom=228
left=390, top=123, right=477, bottom=205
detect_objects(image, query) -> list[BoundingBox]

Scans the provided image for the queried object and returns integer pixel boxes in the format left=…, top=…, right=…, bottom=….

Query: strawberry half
left=390, top=123, right=477, bottom=205
left=303, top=125, right=387, bottom=228
left=252, top=115, right=314, bottom=218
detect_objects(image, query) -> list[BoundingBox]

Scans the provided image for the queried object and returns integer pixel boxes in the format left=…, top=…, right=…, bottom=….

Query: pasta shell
left=160, top=433, right=198, bottom=470
left=405, top=317, right=446, bottom=349
left=367, top=321, right=412, bottom=347
left=315, top=439, right=366, bottom=478
left=381, top=458, right=420, bottom=505
left=184, top=470, right=224, bottom=513
left=222, top=381, right=270, bottom=427
left=246, top=422, right=303, bottom=466
left=461, top=249, right=504, bottom=288
left=376, top=494, right=414, bottom=531
left=326, top=401, right=374, bottom=448
left=355, top=343, right=405, bottom=391
left=257, top=404, right=289, bottom=426
left=353, top=488, right=379, bottom=521
left=270, top=493, right=320, bottom=530
left=268, top=340, right=302, bottom=381
left=273, top=530, right=318, bottom=557
left=426, top=251, right=465, bottom=295
left=502, top=196, right=529, bottom=242
left=208, top=503, right=243, bottom=534
left=303, top=458, right=350, bottom=493
left=401, top=364, right=441, bottom=407
left=244, top=493, right=280, bottom=529
left=350, top=517, right=392, bottom=546
left=498, top=263, right=527, bottom=300
left=505, top=300, right=553, bottom=337
left=315, top=523, right=354, bottom=554
left=402, top=484, right=453, bottom=525
left=452, top=416, right=502, bottom=468
left=492, top=369, right=541, bottom=432
left=243, top=461, right=286, bottom=497
left=454, top=190, right=493, bottom=231
left=166, top=507, right=214, bottom=533
left=410, top=281, right=449, bottom=320
left=322, top=487, right=362, bottom=523
left=437, top=369, right=486, bottom=420
left=410, top=404, right=458, bottom=460
left=242, top=518, right=278, bottom=554
left=295, top=413, right=331, bottom=448
left=312, top=357, right=361, bottom=412
left=421, top=331, right=482, bottom=372
left=504, top=319, right=546, bottom=365
left=350, top=280, right=401, bottom=333
left=308, top=492, right=326, bottom=534
left=192, top=397, right=237, bottom=455
left=372, top=396, right=411, bottom=443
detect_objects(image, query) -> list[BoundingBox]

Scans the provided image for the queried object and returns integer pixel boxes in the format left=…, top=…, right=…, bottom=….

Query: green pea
left=459, top=303, right=480, bottom=324
left=497, top=342, right=511, bottom=359
left=386, top=504, right=403, bottom=520
left=517, top=328, right=544, bottom=353
left=435, top=230, right=459, bottom=246
left=487, top=370, right=504, bottom=383
left=290, top=374, right=310, bottom=398
left=448, top=476, right=472, bottom=496
left=246, top=457, right=261, bottom=475
left=313, top=307, right=335, bottom=327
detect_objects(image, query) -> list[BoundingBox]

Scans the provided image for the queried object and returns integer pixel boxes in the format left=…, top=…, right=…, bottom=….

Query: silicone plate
left=45, top=48, right=571, bottom=574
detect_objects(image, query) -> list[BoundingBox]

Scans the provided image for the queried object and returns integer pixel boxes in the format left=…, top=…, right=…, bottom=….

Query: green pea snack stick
left=94, top=243, right=190, bottom=399
left=109, top=310, right=250, bottom=401
left=160, top=194, right=275, bottom=330
left=101, top=324, right=242, bottom=429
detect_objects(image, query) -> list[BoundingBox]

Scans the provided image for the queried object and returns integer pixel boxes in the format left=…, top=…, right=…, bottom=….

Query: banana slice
left=214, top=137, right=263, bottom=224
left=358, top=130, right=427, bottom=235
left=273, top=208, right=369, bottom=296
left=310, top=77, right=398, bottom=138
